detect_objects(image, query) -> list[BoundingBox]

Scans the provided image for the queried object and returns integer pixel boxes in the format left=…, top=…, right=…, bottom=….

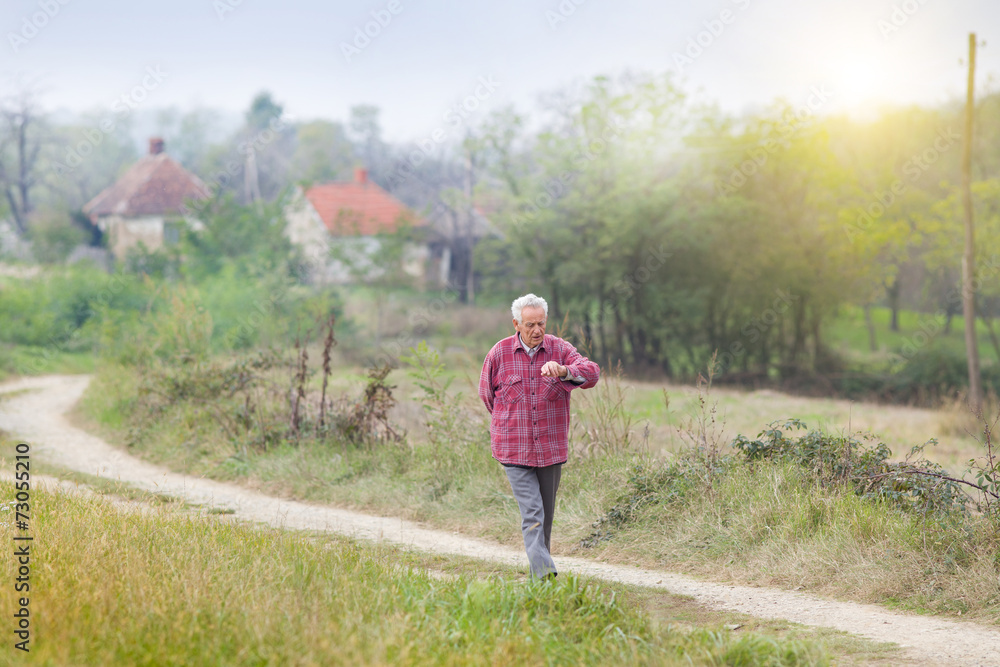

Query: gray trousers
left=504, top=464, right=562, bottom=578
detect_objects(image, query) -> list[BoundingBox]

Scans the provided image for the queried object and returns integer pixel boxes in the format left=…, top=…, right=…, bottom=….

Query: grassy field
left=575, top=457, right=1000, bottom=618
left=0, top=472, right=905, bottom=666
left=199, top=348, right=989, bottom=472
left=72, top=348, right=1000, bottom=628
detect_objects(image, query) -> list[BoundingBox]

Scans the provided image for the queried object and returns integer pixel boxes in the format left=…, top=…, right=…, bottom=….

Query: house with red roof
left=83, top=138, right=210, bottom=260
left=286, top=168, right=428, bottom=284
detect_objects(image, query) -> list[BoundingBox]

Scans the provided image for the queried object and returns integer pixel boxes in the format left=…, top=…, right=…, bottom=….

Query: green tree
left=289, top=120, right=356, bottom=185
left=180, top=193, right=299, bottom=280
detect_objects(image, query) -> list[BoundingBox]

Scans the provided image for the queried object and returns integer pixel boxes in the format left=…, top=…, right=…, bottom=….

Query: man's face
left=514, top=305, right=546, bottom=347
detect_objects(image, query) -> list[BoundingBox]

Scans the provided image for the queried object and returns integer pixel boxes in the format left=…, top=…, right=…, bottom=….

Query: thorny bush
left=331, top=364, right=401, bottom=446
left=733, top=420, right=967, bottom=516
left=583, top=419, right=970, bottom=549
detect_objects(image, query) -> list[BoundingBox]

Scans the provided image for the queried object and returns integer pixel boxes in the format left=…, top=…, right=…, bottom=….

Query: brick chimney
left=149, top=137, right=165, bottom=155
left=354, top=167, right=368, bottom=185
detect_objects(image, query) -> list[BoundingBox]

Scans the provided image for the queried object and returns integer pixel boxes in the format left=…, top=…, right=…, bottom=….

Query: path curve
left=2, top=374, right=1000, bottom=666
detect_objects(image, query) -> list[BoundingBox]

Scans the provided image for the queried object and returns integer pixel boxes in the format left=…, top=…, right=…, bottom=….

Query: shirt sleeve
left=560, top=340, right=600, bottom=389
left=479, top=347, right=496, bottom=414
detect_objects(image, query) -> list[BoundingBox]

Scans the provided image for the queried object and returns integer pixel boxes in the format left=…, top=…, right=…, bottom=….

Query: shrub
left=329, top=364, right=402, bottom=446
left=733, top=420, right=967, bottom=516
left=584, top=419, right=969, bottom=550
left=26, top=206, right=88, bottom=263
left=0, top=267, right=152, bottom=371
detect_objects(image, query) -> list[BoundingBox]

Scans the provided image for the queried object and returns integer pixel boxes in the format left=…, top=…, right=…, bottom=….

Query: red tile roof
left=305, top=170, right=421, bottom=236
left=83, top=153, right=210, bottom=219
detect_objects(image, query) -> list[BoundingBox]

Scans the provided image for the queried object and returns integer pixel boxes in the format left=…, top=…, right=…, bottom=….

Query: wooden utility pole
left=961, top=32, right=983, bottom=412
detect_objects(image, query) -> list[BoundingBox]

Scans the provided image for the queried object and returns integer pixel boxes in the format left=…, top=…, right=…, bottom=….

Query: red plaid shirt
left=479, top=334, right=600, bottom=467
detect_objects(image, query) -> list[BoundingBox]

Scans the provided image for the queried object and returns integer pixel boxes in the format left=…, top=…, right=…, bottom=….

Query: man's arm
left=479, top=348, right=496, bottom=414
left=561, top=342, right=600, bottom=389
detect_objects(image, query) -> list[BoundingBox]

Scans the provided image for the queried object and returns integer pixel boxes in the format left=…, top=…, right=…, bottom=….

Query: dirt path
left=3, top=375, right=1000, bottom=666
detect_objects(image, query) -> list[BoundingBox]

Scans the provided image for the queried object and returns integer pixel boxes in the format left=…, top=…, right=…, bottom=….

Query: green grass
left=827, top=304, right=1000, bottom=363
left=0, top=480, right=838, bottom=666
left=0, top=344, right=95, bottom=381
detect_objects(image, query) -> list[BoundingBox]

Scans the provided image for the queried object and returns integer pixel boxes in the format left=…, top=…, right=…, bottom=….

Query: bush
left=26, top=207, right=88, bottom=263
left=733, top=420, right=967, bottom=516
left=179, top=193, right=299, bottom=281
left=585, top=419, right=968, bottom=550
left=0, top=267, right=152, bottom=373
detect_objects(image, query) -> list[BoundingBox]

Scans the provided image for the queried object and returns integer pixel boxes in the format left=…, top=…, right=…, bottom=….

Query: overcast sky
left=4, top=0, right=999, bottom=142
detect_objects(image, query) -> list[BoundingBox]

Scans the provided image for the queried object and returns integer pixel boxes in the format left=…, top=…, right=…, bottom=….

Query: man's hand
left=540, top=361, right=567, bottom=378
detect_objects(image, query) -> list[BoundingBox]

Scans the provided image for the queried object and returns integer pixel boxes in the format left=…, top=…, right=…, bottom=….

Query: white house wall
left=284, top=190, right=430, bottom=286
left=102, top=215, right=165, bottom=259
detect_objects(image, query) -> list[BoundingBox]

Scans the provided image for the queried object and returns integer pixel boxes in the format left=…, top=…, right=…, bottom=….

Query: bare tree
left=0, top=84, right=45, bottom=235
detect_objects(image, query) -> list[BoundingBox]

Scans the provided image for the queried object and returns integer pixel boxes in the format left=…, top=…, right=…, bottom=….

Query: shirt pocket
left=498, top=374, right=525, bottom=403
left=542, top=377, right=569, bottom=401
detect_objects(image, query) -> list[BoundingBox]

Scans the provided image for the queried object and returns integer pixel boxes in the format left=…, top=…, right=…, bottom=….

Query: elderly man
left=479, top=293, right=600, bottom=579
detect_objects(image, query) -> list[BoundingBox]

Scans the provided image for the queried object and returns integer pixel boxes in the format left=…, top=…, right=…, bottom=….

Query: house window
left=163, top=220, right=180, bottom=245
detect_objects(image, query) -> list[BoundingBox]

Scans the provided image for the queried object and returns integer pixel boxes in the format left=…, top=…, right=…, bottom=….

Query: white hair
left=511, top=294, right=548, bottom=324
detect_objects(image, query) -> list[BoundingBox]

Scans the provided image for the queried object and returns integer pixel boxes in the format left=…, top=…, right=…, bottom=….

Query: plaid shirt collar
left=517, top=333, right=544, bottom=357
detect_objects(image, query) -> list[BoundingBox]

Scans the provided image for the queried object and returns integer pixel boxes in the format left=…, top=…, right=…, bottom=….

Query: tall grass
left=0, top=482, right=827, bottom=666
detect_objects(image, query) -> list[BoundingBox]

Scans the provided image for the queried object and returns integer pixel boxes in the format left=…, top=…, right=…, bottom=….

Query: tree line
left=2, top=73, right=999, bottom=394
